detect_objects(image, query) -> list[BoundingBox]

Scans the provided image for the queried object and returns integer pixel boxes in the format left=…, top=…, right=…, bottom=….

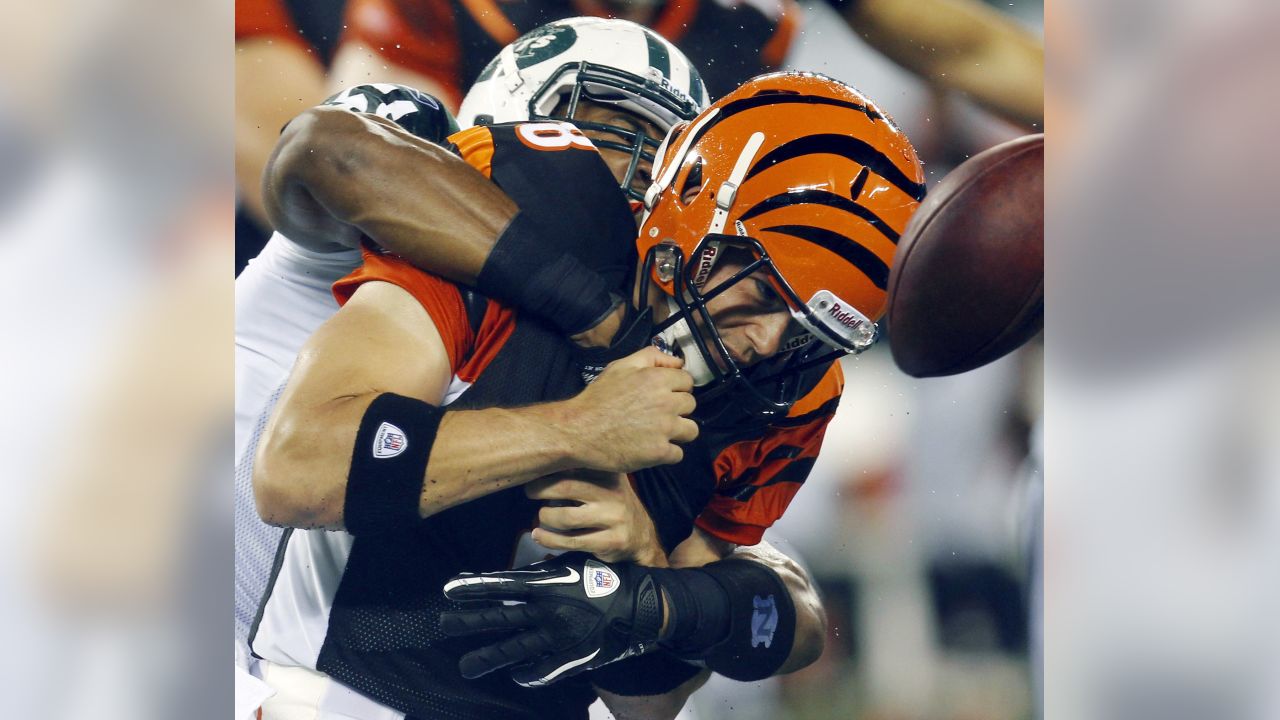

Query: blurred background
left=2, top=0, right=1278, bottom=719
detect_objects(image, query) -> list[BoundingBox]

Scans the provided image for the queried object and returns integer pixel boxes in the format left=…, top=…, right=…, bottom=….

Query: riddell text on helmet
left=827, top=303, right=862, bottom=328
left=692, top=245, right=720, bottom=286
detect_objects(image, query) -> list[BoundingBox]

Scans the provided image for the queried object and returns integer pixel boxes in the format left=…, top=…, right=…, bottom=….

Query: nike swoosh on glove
left=439, top=552, right=666, bottom=687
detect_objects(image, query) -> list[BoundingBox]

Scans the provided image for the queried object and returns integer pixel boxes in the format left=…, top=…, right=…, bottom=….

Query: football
left=885, top=133, right=1044, bottom=378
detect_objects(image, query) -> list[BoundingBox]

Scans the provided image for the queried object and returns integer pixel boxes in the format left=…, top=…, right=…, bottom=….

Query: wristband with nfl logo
left=344, top=393, right=445, bottom=534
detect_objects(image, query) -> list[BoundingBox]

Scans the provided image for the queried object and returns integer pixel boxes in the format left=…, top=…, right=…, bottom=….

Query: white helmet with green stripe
left=459, top=17, right=708, bottom=201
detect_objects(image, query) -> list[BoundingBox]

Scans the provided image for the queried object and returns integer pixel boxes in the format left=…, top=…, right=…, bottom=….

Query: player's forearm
left=264, top=105, right=514, bottom=272
left=667, top=533, right=827, bottom=674
left=236, top=38, right=328, bottom=228
left=848, top=0, right=1044, bottom=129
left=255, top=394, right=588, bottom=530
left=730, top=542, right=827, bottom=673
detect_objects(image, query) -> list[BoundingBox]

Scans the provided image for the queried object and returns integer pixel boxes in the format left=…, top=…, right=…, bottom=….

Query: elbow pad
left=322, top=84, right=460, bottom=144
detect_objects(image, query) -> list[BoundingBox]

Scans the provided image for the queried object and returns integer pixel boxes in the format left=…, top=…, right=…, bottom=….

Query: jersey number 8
left=516, top=121, right=596, bottom=152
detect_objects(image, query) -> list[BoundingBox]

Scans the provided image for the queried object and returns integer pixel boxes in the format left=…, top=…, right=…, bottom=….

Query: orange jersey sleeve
left=447, top=125, right=496, bottom=179
left=694, top=362, right=844, bottom=545
left=340, top=0, right=464, bottom=107
left=332, top=245, right=476, bottom=374
left=235, top=0, right=310, bottom=50
left=761, top=0, right=802, bottom=69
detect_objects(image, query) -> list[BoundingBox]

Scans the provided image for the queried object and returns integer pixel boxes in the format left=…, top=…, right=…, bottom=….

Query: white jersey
left=234, top=233, right=360, bottom=660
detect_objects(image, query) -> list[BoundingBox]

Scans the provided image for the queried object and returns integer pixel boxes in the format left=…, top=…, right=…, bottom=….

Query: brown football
left=886, top=133, right=1043, bottom=378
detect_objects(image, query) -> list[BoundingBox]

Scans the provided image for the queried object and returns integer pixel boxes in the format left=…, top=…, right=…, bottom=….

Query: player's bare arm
left=263, top=104, right=629, bottom=346
left=254, top=280, right=697, bottom=530
left=236, top=36, right=327, bottom=228
left=847, top=0, right=1044, bottom=128
left=263, top=105, right=515, bottom=265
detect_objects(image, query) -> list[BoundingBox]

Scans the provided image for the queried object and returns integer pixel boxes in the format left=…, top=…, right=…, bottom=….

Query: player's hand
left=526, top=471, right=667, bottom=566
left=440, top=552, right=665, bottom=687
left=565, top=346, right=698, bottom=473
left=571, top=304, right=657, bottom=385
left=569, top=300, right=626, bottom=350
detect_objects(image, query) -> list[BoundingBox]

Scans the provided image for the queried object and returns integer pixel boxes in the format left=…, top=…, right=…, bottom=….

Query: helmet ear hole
left=679, top=157, right=704, bottom=205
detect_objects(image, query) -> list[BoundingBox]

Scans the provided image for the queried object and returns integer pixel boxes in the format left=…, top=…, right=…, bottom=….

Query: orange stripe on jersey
left=760, top=0, right=800, bottom=69
left=654, top=0, right=699, bottom=43
left=455, top=297, right=516, bottom=384
left=787, top=361, right=843, bottom=418
left=694, top=361, right=842, bottom=544
left=697, top=479, right=803, bottom=545
left=713, top=411, right=829, bottom=483
left=457, top=0, right=521, bottom=45
left=332, top=245, right=476, bottom=374
left=449, top=126, right=497, bottom=180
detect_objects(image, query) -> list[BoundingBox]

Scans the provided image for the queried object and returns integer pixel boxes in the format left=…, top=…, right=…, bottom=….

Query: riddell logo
left=827, top=303, right=862, bottom=329
left=692, top=245, right=720, bottom=286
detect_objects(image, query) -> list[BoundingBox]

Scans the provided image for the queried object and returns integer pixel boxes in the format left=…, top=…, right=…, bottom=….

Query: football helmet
left=637, top=72, right=926, bottom=421
left=459, top=17, right=708, bottom=202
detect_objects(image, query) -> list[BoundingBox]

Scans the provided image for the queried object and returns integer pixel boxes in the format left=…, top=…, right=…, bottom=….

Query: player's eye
left=752, top=278, right=785, bottom=311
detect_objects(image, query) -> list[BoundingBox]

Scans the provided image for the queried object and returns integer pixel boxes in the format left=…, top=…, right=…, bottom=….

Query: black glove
left=439, top=553, right=666, bottom=687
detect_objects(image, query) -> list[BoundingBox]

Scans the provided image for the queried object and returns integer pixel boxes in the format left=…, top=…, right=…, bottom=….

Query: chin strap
left=655, top=296, right=716, bottom=387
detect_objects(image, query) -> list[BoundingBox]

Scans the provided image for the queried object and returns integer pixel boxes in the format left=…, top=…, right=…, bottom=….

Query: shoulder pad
left=323, top=83, right=460, bottom=143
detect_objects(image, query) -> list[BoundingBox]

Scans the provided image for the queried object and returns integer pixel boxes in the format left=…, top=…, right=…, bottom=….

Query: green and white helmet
left=459, top=17, right=708, bottom=201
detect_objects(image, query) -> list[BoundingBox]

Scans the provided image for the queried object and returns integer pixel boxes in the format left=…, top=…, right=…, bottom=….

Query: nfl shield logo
left=583, top=560, right=619, bottom=598
left=593, top=570, right=613, bottom=590
left=372, top=422, right=408, bottom=459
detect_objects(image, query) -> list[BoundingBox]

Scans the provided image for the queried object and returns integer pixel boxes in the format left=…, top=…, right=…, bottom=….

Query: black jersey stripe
left=738, top=188, right=900, bottom=244
left=746, top=134, right=927, bottom=200
left=247, top=527, right=293, bottom=657
left=676, top=94, right=884, bottom=165
left=761, top=224, right=890, bottom=289
left=720, top=93, right=885, bottom=123
left=723, top=457, right=817, bottom=502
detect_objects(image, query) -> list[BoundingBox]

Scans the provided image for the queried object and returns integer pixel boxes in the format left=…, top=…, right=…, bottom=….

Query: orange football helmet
left=636, top=71, right=925, bottom=420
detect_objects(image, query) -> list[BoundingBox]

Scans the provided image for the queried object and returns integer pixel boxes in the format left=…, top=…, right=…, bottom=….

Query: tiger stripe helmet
left=640, top=71, right=925, bottom=350
left=637, top=72, right=925, bottom=418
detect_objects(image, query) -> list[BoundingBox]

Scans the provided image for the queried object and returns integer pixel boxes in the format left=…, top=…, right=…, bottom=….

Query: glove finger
left=457, top=631, right=557, bottom=680
left=442, top=573, right=532, bottom=602
left=510, top=645, right=604, bottom=688
left=439, top=605, right=540, bottom=637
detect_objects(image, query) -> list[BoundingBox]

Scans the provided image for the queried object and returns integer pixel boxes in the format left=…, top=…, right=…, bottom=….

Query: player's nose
left=744, top=311, right=792, bottom=362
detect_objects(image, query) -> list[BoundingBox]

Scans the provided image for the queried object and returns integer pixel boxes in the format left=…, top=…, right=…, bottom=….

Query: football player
left=238, top=18, right=832, bottom=720
left=332, top=0, right=1043, bottom=128
left=252, top=68, right=923, bottom=718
